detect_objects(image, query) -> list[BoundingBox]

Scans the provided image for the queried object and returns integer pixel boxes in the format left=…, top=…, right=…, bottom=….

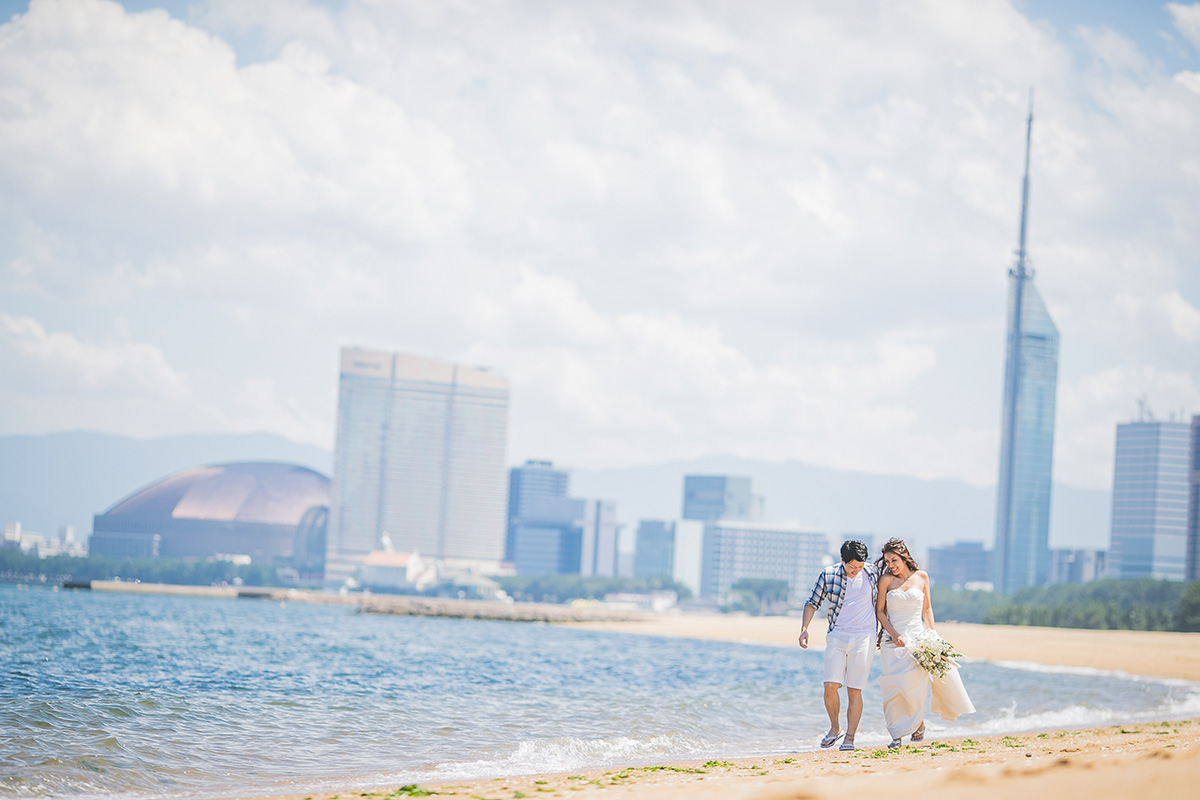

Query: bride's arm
left=921, top=571, right=936, bottom=632
left=875, top=575, right=903, bottom=646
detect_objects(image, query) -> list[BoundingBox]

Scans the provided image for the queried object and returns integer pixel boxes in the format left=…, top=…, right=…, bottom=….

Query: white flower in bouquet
left=904, top=629, right=964, bottom=678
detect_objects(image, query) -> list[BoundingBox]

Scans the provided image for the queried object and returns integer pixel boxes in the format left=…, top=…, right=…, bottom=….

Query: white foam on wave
left=987, top=659, right=1200, bottom=687
left=923, top=685, right=1200, bottom=741
left=364, top=733, right=714, bottom=787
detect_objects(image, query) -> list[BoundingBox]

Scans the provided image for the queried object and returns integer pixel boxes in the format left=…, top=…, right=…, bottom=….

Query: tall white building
left=700, top=520, right=829, bottom=602
left=326, top=347, right=510, bottom=587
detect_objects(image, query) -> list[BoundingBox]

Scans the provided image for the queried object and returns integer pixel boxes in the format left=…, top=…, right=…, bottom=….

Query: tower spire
left=1014, top=89, right=1034, bottom=279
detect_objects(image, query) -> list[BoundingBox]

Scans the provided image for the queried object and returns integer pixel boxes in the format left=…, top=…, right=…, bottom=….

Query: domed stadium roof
left=102, top=462, right=330, bottom=526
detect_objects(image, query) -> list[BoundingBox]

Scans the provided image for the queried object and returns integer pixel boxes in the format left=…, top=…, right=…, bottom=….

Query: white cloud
left=1168, top=2, right=1200, bottom=49
left=464, top=266, right=965, bottom=481
left=0, top=0, right=1197, bottom=494
left=0, top=312, right=191, bottom=400
left=0, top=0, right=470, bottom=250
left=218, top=377, right=333, bottom=447
left=784, top=160, right=856, bottom=238
left=1159, top=290, right=1200, bottom=343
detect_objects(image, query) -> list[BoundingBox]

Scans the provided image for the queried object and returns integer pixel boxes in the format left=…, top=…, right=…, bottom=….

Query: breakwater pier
left=62, top=580, right=650, bottom=623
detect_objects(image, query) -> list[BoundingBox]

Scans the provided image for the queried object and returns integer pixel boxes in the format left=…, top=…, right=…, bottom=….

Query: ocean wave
left=367, top=733, right=714, bottom=786
left=987, top=659, right=1200, bottom=687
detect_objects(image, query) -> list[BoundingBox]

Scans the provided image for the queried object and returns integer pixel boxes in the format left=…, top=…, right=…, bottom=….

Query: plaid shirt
left=805, top=562, right=880, bottom=633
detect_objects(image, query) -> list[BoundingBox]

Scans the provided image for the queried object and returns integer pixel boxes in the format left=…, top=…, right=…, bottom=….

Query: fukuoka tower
left=993, top=99, right=1060, bottom=594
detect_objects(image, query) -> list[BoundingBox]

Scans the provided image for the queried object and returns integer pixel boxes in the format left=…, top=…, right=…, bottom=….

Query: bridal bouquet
left=905, top=629, right=964, bottom=678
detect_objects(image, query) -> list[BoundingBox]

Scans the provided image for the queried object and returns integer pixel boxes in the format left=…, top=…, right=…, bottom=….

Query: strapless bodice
left=886, top=587, right=925, bottom=635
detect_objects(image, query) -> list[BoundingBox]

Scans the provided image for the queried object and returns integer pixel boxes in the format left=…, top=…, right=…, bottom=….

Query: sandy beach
left=566, top=613, right=1200, bottom=682
left=249, top=615, right=1200, bottom=800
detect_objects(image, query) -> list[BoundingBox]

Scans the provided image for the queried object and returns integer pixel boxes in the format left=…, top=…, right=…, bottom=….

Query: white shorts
left=823, top=630, right=874, bottom=690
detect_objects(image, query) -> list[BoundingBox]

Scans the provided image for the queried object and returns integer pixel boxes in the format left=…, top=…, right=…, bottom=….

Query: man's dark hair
left=840, top=540, right=869, bottom=564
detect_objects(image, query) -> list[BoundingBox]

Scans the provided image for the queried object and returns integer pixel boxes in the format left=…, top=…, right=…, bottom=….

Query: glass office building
left=508, top=496, right=617, bottom=577
left=506, top=460, right=569, bottom=561
left=926, top=540, right=992, bottom=589
left=682, top=475, right=764, bottom=522
left=993, top=279, right=1059, bottom=594
left=325, top=347, right=509, bottom=587
left=633, top=519, right=704, bottom=596
left=1109, top=420, right=1190, bottom=581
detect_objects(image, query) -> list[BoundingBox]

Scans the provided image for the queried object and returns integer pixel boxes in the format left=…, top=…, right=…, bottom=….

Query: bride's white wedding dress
left=880, top=587, right=975, bottom=739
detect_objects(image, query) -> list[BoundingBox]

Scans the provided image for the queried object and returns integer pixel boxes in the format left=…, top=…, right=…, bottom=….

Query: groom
left=798, top=540, right=879, bottom=752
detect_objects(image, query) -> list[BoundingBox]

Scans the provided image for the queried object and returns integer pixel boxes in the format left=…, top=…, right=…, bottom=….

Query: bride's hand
left=893, top=635, right=905, bottom=648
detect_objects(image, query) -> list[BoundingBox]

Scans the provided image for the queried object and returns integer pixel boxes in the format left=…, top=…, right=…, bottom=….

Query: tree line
left=931, top=577, right=1200, bottom=632
left=0, top=548, right=285, bottom=588
left=495, top=574, right=693, bottom=603
left=979, top=578, right=1200, bottom=632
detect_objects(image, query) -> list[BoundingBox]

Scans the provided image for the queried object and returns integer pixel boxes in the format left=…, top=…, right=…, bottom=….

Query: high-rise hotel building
left=1188, top=415, right=1200, bottom=581
left=699, top=520, right=828, bottom=602
left=1109, top=418, right=1190, bottom=581
left=325, top=347, right=509, bottom=587
left=994, top=103, right=1059, bottom=594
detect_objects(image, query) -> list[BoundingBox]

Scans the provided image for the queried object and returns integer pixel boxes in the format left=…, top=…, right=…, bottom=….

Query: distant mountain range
left=0, top=431, right=1111, bottom=557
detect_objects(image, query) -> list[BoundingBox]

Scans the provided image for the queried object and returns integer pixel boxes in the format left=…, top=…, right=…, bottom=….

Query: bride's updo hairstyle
left=876, top=537, right=919, bottom=576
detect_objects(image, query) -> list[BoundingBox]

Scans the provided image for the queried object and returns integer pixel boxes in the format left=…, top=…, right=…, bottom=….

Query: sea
left=2, top=582, right=1198, bottom=800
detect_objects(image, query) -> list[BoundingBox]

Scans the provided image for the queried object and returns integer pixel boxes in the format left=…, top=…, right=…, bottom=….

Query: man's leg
left=842, top=633, right=874, bottom=745
left=845, top=687, right=863, bottom=738
left=823, top=681, right=842, bottom=735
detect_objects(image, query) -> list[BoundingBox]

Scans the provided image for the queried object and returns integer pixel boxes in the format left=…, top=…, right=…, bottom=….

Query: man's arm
left=798, top=603, right=817, bottom=648
left=798, top=569, right=829, bottom=649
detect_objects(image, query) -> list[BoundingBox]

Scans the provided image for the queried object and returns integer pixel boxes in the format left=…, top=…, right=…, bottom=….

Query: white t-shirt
left=833, top=572, right=874, bottom=635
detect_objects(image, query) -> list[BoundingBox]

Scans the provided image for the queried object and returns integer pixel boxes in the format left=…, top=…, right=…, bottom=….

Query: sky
left=0, top=0, right=1197, bottom=493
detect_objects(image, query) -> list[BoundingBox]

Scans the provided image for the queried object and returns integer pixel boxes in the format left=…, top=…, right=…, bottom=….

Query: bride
left=875, top=538, right=974, bottom=748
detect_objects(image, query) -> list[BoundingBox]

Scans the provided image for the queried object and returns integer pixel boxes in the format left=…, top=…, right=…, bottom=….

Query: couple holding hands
left=798, top=538, right=975, bottom=751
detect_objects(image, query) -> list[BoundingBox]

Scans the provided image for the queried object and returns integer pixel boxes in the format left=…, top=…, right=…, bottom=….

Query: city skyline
left=1, top=0, right=1198, bottom=496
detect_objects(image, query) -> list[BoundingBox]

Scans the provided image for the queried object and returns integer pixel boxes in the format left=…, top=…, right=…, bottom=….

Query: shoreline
left=235, top=616, right=1200, bottom=800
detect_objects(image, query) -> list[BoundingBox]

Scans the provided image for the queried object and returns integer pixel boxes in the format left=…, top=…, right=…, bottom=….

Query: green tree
left=0, top=548, right=286, bottom=587
left=1175, top=581, right=1200, bottom=632
left=494, top=574, right=692, bottom=604
left=728, top=578, right=791, bottom=615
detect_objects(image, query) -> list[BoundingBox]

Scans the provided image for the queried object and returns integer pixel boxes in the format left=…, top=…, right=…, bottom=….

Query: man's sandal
left=820, top=731, right=843, bottom=748
left=838, top=736, right=856, bottom=751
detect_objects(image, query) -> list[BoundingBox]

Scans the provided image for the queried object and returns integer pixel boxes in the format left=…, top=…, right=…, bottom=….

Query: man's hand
left=798, top=629, right=809, bottom=649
